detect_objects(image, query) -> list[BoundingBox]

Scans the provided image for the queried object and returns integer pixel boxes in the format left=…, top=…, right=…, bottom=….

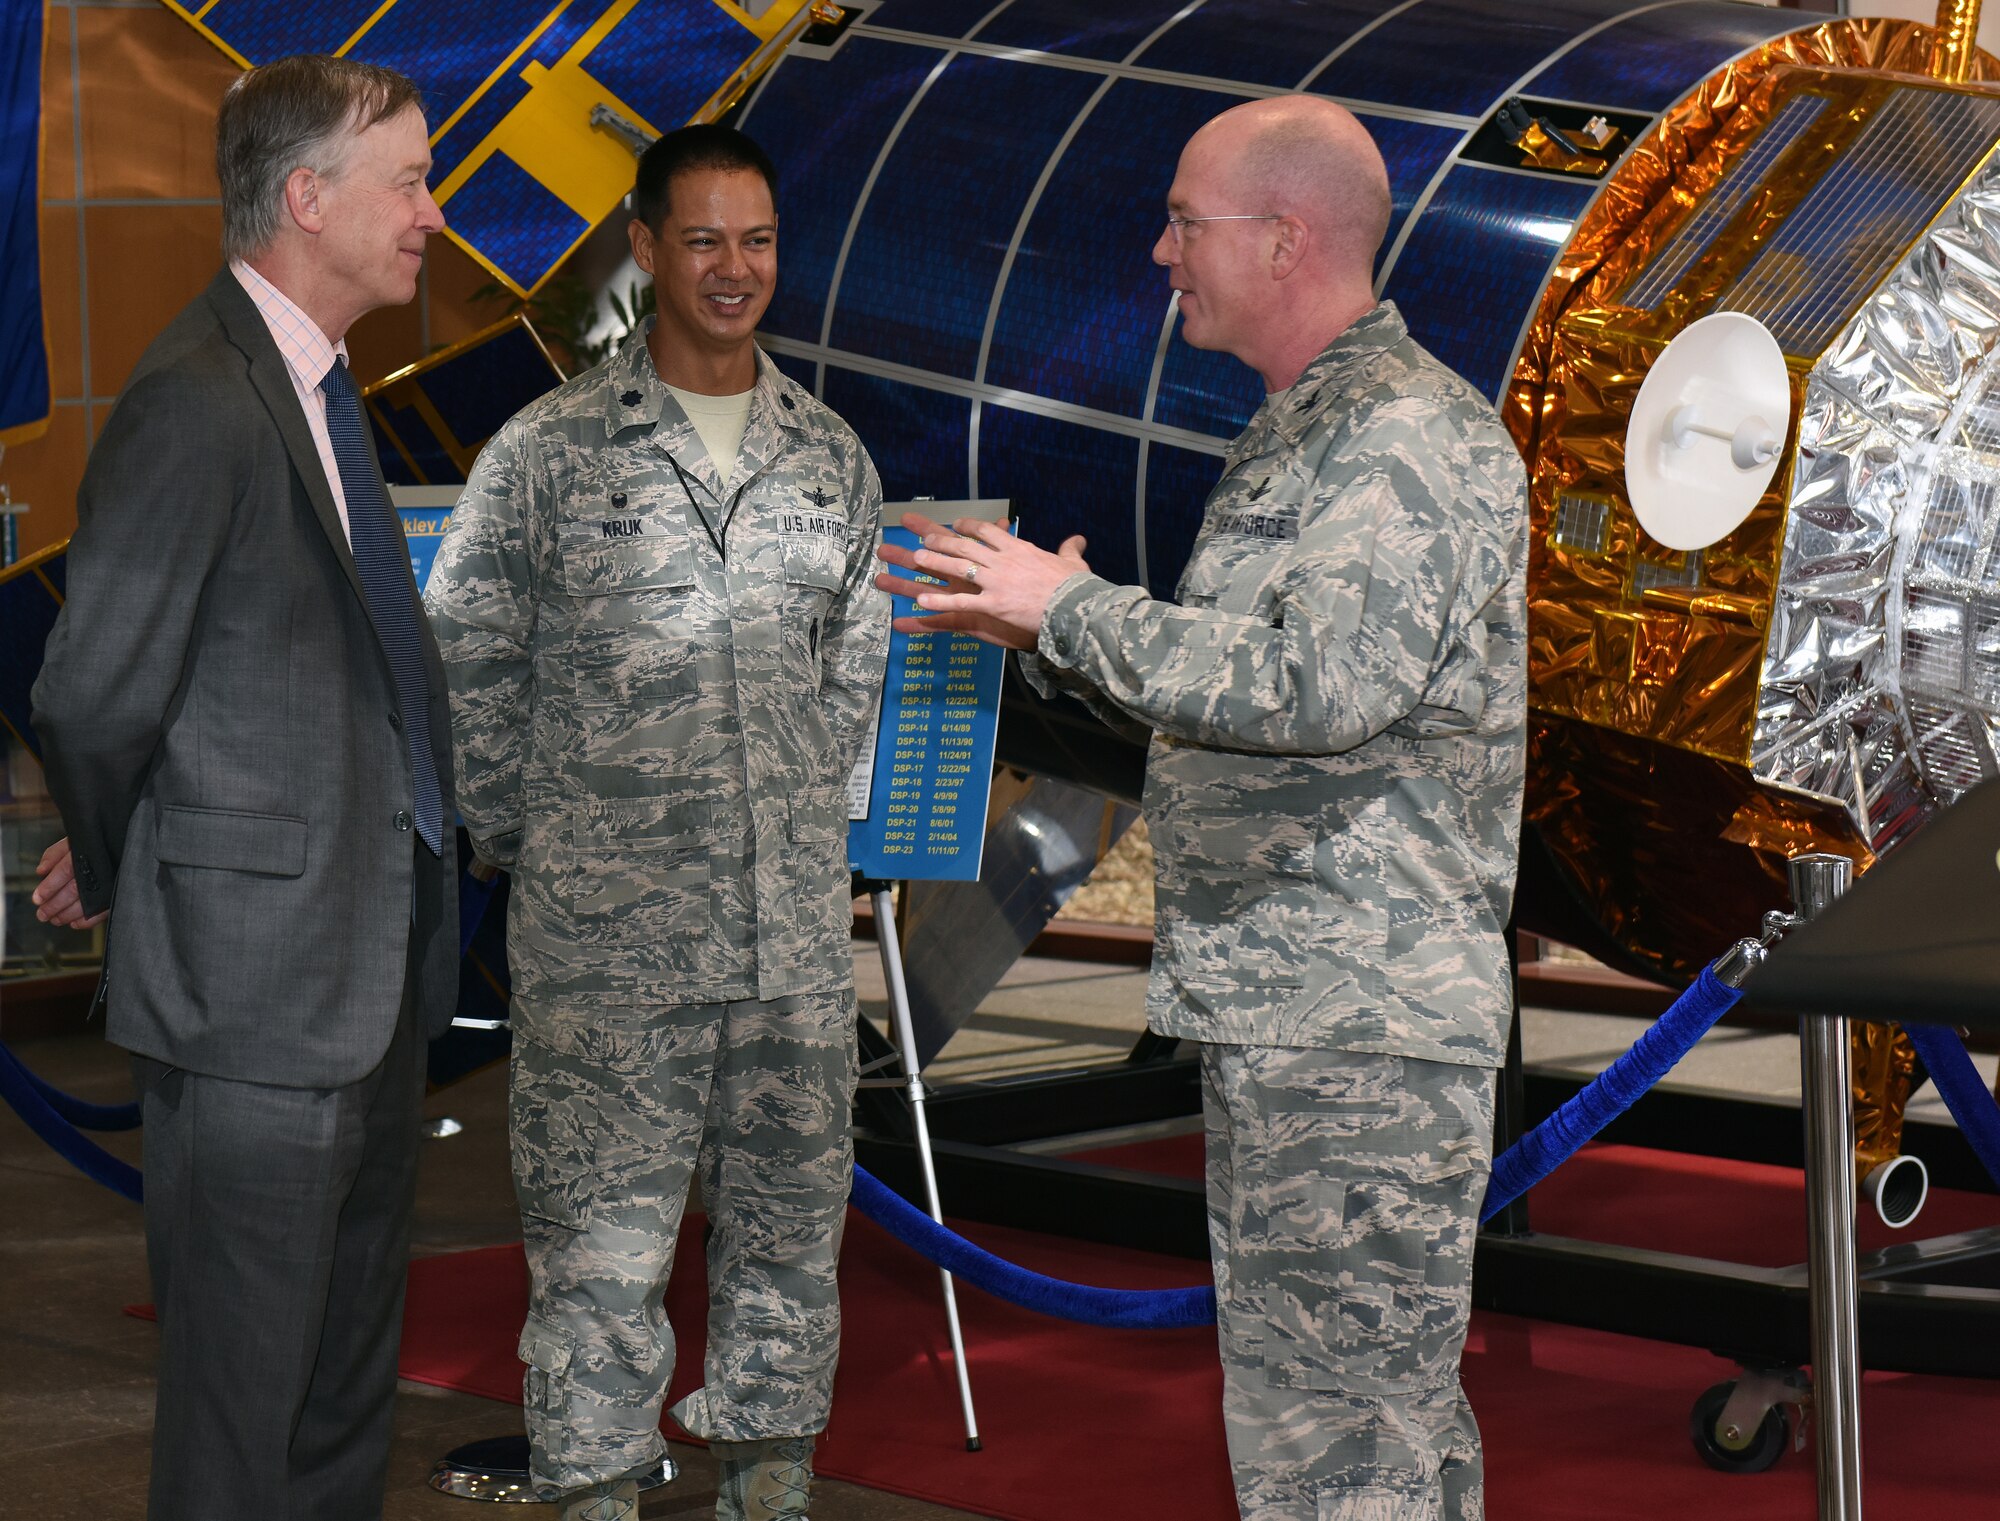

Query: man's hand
left=32, top=838, right=108, bottom=929
left=873, top=512, right=1091, bottom=651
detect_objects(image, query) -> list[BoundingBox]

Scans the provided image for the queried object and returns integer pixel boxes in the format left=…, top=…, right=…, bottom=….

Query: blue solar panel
left=822, top=368, right=972, bottom=502
left=1365, top=114, right=1466, bottom=277
left=445, top=151, right=589, bottom=291
left=1525, top=2, right=1813, bottom=113
left=1132, top=0, right=1384, bottom=89
left=972, top=0, right=1196, bottom=63
left=1624, top=93, right=1828, bottom=310
left=429, top=0, right=622, bottom=182
left=1384, top=165, right=1595, bottom=399
left=988, top=79, right=1239, bottom=417
left=196, top=0, right=382, bottom=60
left=585, top=1, right=754, bottom=131
left=1152, top=315, right=1264, bottom=440
left=764, top=347, right=819, bottom=394
left=863, top=0, right=999, bottom=39
left=347, top=0, right=558, bottom=127
left=1145, top=441, right=1226, bottom=596
left=430, top=72, right=531, bottom=186
left=743, top=38, right=945, bottom=346
left=829, top=54, right=1101, bottom=378
left=978, top=405, right=1142, bottom=588
left=1723, top=87, right=2000, bottom=355
left=1310, top=0, right=1642, bottom=118
left=421, top=326, right=562, bottom=449
left=374, top=399, right=456, bottom=485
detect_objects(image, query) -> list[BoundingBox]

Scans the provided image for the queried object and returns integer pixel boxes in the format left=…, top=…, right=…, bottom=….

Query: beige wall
left=6, top=1, right=503, bottom=561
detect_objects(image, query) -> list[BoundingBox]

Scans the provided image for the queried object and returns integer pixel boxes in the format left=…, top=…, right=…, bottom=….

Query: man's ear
left=627, top=217, right=656, bottom=277
left=1270, top=214, right=1309, bottom=280
left=284, top=166, right=325, bottom=236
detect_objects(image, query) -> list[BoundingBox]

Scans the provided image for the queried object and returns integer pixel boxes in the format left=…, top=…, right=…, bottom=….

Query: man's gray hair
left=216, top=55, right=424, bottom=263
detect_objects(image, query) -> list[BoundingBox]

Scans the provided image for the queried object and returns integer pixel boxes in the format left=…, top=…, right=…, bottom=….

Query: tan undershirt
left=667, top=383, right=755, bottom=485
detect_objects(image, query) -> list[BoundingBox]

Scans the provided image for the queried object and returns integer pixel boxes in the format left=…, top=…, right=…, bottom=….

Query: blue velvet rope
left=850, top=1164, right=1217, bottom=1328
left=1902, top=1023, right=2000, bottom=1193
left=1481, top=963, right=1742, bottom=1223
left=0, top=1040, right=142, bottom=1201
left=11, top=1043, right=140, bottom=1129
left=0, top=864, right=501, bottom=1201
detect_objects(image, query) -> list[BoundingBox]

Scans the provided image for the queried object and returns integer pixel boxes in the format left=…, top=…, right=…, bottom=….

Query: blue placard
left=399, top=506, right=452, bottom=592
left=847, top=524, right=1006, bottom=882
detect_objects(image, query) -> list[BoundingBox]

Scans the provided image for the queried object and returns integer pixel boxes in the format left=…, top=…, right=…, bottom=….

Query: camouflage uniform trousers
left=1201, top=1041, right=1495, bottom=1521
left=509, top=989, right=858, bottom=1496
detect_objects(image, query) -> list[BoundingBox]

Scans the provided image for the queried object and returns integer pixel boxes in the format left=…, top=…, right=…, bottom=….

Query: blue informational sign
left=393, top=488, right=463, bottom=592
left=847, top=519, right=1008, bottom=883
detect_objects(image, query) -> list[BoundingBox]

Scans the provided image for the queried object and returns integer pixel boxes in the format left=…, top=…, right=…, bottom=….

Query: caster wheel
left=1689, top=1380, right=1789, bottom=1474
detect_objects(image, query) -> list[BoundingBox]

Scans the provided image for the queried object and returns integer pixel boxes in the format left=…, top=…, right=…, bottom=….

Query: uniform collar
left=602, top=319, right=811, bottom=440
left=1260, top=301, right=1409, bottom=449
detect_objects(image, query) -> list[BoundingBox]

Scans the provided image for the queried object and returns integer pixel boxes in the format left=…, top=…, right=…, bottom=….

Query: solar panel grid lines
left=1724, top=87, right=2000, bottom=357
left=757, top=331, right=1229, bottom=459
left=1624, top=92, right=1831, bottom=311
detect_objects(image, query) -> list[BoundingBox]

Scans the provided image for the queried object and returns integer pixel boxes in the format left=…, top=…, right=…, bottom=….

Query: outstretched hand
left=874, top=512, right=1091, bottom=651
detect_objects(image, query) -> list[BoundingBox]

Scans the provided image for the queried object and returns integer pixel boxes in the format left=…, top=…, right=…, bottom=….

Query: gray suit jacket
left=32, top=271, right=459, bottom=1088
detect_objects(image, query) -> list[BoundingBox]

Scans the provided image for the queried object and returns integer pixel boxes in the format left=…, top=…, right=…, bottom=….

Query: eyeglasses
left=1163, top=213, right=1282, bottom=245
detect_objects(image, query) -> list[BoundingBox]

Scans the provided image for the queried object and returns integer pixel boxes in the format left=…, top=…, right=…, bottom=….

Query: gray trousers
left=510, top=989, right=858, bottom=1495
left=1201, top=1043, right=1495, bottom=1521
left=132, top=989, right=424, bottom=1521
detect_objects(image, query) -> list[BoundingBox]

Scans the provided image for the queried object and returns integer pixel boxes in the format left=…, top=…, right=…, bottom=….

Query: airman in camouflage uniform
left=425, top=127, right=887, bottom=1518
left=877, top=99, right=1524, bottom=1521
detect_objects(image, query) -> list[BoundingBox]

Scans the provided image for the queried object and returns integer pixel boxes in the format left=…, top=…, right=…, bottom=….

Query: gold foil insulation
left=1510, top=18, right=2000, bottom=1179
left=1507, top=18, right=1998, bottom=980
left=1853, top=1021, right=1920, bottom=1180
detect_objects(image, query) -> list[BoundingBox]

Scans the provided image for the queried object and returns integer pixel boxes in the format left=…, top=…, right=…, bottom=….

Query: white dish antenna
left=1625, top=312, right=1791, bottom=552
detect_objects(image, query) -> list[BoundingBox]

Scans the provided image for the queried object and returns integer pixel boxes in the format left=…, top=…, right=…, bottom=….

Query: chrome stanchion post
left=872, top=887, right=983, bottom=1451
left=1790, top=852, right=1862, bottom=1521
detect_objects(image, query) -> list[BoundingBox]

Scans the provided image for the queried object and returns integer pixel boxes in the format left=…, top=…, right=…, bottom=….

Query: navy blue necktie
left=320, top=357, right=443, bottom=856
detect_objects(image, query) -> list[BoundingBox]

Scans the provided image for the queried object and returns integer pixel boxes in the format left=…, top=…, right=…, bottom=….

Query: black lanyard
left=668, top=454, right=751, bottom=563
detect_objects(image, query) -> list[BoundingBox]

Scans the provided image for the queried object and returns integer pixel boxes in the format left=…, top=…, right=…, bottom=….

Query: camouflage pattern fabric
left=1027, top=301, right=1526, bottom=1068
left=511, top=989, right=857, bottom=1496
left=1204, top=1044, right=1493, bottom=1521
left=424, top=320, right=888, bottom=1011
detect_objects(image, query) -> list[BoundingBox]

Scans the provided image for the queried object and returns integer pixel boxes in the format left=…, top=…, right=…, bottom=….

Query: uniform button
left=388, top=710, right=402, bottom=731
left=393, top=811, right=412, bottom=832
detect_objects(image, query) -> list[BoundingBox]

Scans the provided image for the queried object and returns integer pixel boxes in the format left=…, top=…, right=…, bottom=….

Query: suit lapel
left=205, top=272, right=372, bottom=613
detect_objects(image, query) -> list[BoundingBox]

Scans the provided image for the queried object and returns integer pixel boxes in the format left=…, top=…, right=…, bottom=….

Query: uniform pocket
left=156, top=804, right=306, bottom=877
left=564, top=796, right=712, bottom=947
left=509, top=1046, right=599, bottom=1230
left=1259, top=1114, right=1483, bottom=1396
left=560, top=526, right=695, bottom=595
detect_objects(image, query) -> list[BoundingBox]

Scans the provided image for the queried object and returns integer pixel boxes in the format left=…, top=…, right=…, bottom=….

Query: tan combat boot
left=712, top=1434, right=814, bottom=1520
left=559, top=1476, right=639, bottom=1521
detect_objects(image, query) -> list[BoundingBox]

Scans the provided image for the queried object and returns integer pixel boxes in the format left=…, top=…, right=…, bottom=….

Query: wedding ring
left=963, top=561, right=980, bottom=584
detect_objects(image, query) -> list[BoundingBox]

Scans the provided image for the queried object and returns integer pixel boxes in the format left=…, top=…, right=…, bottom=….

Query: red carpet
left=397, top=1140, right=2000, bottom=1520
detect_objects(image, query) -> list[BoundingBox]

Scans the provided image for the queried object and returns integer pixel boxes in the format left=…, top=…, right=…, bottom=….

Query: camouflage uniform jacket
left=1032, top=303, right=1526, bottom=1066
left=426, top=323, right=888, bottom=1008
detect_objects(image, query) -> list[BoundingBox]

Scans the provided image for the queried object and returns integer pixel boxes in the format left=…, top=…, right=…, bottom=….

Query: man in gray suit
left=31, top=54, right=458, bottom=1520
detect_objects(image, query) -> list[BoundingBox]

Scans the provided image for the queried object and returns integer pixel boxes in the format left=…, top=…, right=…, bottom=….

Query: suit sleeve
left=1033, top=409, right=1470, bottom=758
left=424, top=418, right=545, bottom=869
left=31, top=368, right=239, bottom=916
left=819, top=443, right=891, bottom=773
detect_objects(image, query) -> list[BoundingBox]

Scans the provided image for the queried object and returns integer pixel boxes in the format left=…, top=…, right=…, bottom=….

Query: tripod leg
left=873, top=889, right=983, bottom=1451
